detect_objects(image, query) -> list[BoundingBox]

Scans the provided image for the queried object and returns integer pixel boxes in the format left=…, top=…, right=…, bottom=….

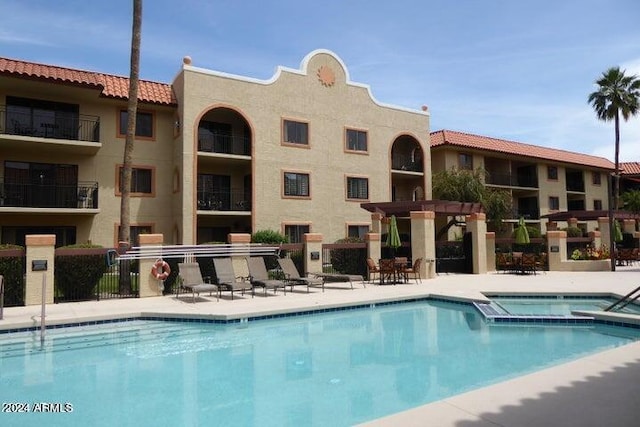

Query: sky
left=1, top=0, right=640, bottom=162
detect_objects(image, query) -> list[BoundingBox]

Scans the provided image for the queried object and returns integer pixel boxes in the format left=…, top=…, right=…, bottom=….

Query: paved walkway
left=2, top=268, right=640, bottom=426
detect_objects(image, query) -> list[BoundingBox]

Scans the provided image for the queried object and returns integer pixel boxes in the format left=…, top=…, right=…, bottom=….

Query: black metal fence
left=54, top=248, right=138, bottom=302
left=0, top=247, right=26, bottom=307
left=321, top=242, right=368, bottom=277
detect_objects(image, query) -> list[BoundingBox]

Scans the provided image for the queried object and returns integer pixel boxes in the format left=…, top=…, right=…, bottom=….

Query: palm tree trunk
left=119, top=0, right=142, bottom=294
left=614, top=111, right=620, bottom=210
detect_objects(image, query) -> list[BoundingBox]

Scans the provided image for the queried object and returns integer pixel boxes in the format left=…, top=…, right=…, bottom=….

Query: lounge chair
left=212, top=257, right=254, bottom=299
left=277, top=257, right=324, bottom=292
left=177, top=262, right=219, bottom=302
left=309, top=272, right=365, bottom=291
left=246, top=257, right=288, bottom=296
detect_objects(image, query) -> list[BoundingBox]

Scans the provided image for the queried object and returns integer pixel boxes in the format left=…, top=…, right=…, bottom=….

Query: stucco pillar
left=228, top=233, right=251, bottom=278
left=597, top=217, right=612, bottom=249
left=139, top=234, right=164, bottom=298
left=304, top=233, right=323, bottom=275
left=466, top=213, right=487, bottom=274
left=588, top=230, right=601, bottom=250
left=25, top=234, right=55, bottom=306
left=547, top=230, right=567, bottom=271
left=410, top=211, right=436, bottom=279
left=366, top=232, right=381, bottom=263
left=623, top=219, right=636, bottom=234
left=486, top=232, right=496, bottom=272
left=371, top=213, right=383, bottom=234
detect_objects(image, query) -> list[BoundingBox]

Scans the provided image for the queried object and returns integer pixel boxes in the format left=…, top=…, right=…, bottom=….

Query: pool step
left=473, top=302, right=595, bottom=325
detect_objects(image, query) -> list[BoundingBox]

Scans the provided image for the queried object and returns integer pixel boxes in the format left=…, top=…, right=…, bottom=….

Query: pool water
left=1, top=300, right=639, bottom=427
left=490, top=295, right=640, bottom=316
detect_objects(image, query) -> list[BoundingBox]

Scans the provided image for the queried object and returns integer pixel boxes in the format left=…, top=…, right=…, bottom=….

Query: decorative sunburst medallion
left=317, top=65, right=336, bottom=87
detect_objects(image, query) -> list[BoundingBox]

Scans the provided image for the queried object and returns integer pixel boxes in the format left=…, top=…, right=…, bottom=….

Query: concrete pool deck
left=2, top=268, right=640, bottom=426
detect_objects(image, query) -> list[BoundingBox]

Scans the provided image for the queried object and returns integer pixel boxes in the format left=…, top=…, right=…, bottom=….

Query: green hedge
left=0, top=244, right=25, bottom=306
left=55, top=245, right=107, bottom=301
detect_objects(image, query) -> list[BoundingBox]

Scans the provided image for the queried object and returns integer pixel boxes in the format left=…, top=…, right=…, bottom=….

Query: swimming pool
left=488, top=294, right=640, bottom=316
left=1, top=299, right=639, bottom=427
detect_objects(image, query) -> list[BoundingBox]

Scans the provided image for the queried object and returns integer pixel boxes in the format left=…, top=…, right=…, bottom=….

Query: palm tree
left=588, top=67, right=640, bottom=210
left=119, top=0, right=142, bottom=246
left=119, top=0, right=142, bottom=293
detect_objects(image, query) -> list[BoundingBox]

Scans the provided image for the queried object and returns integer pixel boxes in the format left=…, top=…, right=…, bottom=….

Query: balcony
left=511, top=208, right=540, bottom=220
left=0, top=181, right=98, bottom=209
left=0, top=106, right=100, bottom=143
left=566, top=180, right=585, bottom=193
left=391, top=153, right=423, bottom=172
left=197, top=190, right=251, bottom=212
left=198, top=134, right=250, bottom=156
left=486, top=172, right=538, bottom=188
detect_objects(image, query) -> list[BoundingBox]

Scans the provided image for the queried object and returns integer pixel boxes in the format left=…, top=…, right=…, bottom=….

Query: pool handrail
left=604, top=285, right=640, bottom=312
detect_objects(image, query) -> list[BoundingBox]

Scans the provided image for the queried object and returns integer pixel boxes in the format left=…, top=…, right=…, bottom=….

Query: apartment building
left=0, top=50, right=429, bottom=247
left=430, top=130, right=615, bottom=235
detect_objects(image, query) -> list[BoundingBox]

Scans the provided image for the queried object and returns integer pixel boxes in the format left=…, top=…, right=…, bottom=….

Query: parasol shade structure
left=386, top=215, right=402, bottom=256
left=514, top=217, right=530, bottom=245
left=614, top=220, right=623, bottom=243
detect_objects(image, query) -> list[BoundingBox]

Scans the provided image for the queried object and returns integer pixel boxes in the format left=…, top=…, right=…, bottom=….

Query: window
left=348, top=225, right=369, bottom=239
left=592, top=172, right=602, bottom=185
left=118, top=166, right=153, bottom=194
left=547, top=166, right=558, bottom=180
left=285, top=224, right=310, bottom=243
left=593, top=199, right=603, bottom=210
left=346, top=177, right=369, bottom=200
left=549, top=196, right=560, bottom=210
left=458, top=153, right=473, bottom=170
left=119, top=110, right=154, bottom=138
left=117, top=225, right=152, bottom=247
left=283, top=172, right=310, bottom=197
left=283, top=120, right=308, bottom=145
left=346, top=129, right=367, bottom=152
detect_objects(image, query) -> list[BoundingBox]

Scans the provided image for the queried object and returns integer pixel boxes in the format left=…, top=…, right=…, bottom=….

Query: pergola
left=360, top=200, right=484, bottom=218
left=540, top=210, right=640, bottom=221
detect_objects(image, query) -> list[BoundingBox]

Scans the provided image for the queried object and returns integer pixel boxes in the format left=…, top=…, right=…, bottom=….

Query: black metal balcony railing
left=566, top=180, right=585, bottom=192
left=0, top=181, right=98, bottom=209
left=197, top=190, right=251, bottom=211
left=391, top=154, right=423, bottom=172
left=485, top=172, right=538, bottom=188
left=511, top=208, right=540, bottom=220
left=198, top=134, right=251, bottom=156
left=0, top=107, right=100, bottom=142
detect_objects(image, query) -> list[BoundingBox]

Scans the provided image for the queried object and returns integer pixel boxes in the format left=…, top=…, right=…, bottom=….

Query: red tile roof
left=0, top=57, right=175, bottom=106
left=621, top=162, right=640, bottom=175
left=431, top=130, right=614, bottom=170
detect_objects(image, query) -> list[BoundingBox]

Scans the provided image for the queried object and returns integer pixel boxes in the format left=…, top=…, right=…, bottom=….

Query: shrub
left=330, top=237, right=366, bottom=276
left=564, top=226, right=583, bottom=237
left=0, top=244, right=25, bottom=306
left=251, top=229, right=288, bottom=244
left=55, top=244, right=107, bottom=301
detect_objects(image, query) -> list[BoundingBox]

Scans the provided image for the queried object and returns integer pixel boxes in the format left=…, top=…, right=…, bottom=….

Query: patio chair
left=401, top=257, right=423, bottom=283
left=212, top=257, right=254, bottom=299
left=277, top=257, right=324, bottom=292
left=246, top=257, right=288, bottom=296
left=496, top=253, right=515, bottom=273
left=366, top=258, right=381, bottom=284
left=521, top=253, right=537, bottom=275
left=177, top=263, right=219, bottom=302
left=378, top=258, right=398, bottom=284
